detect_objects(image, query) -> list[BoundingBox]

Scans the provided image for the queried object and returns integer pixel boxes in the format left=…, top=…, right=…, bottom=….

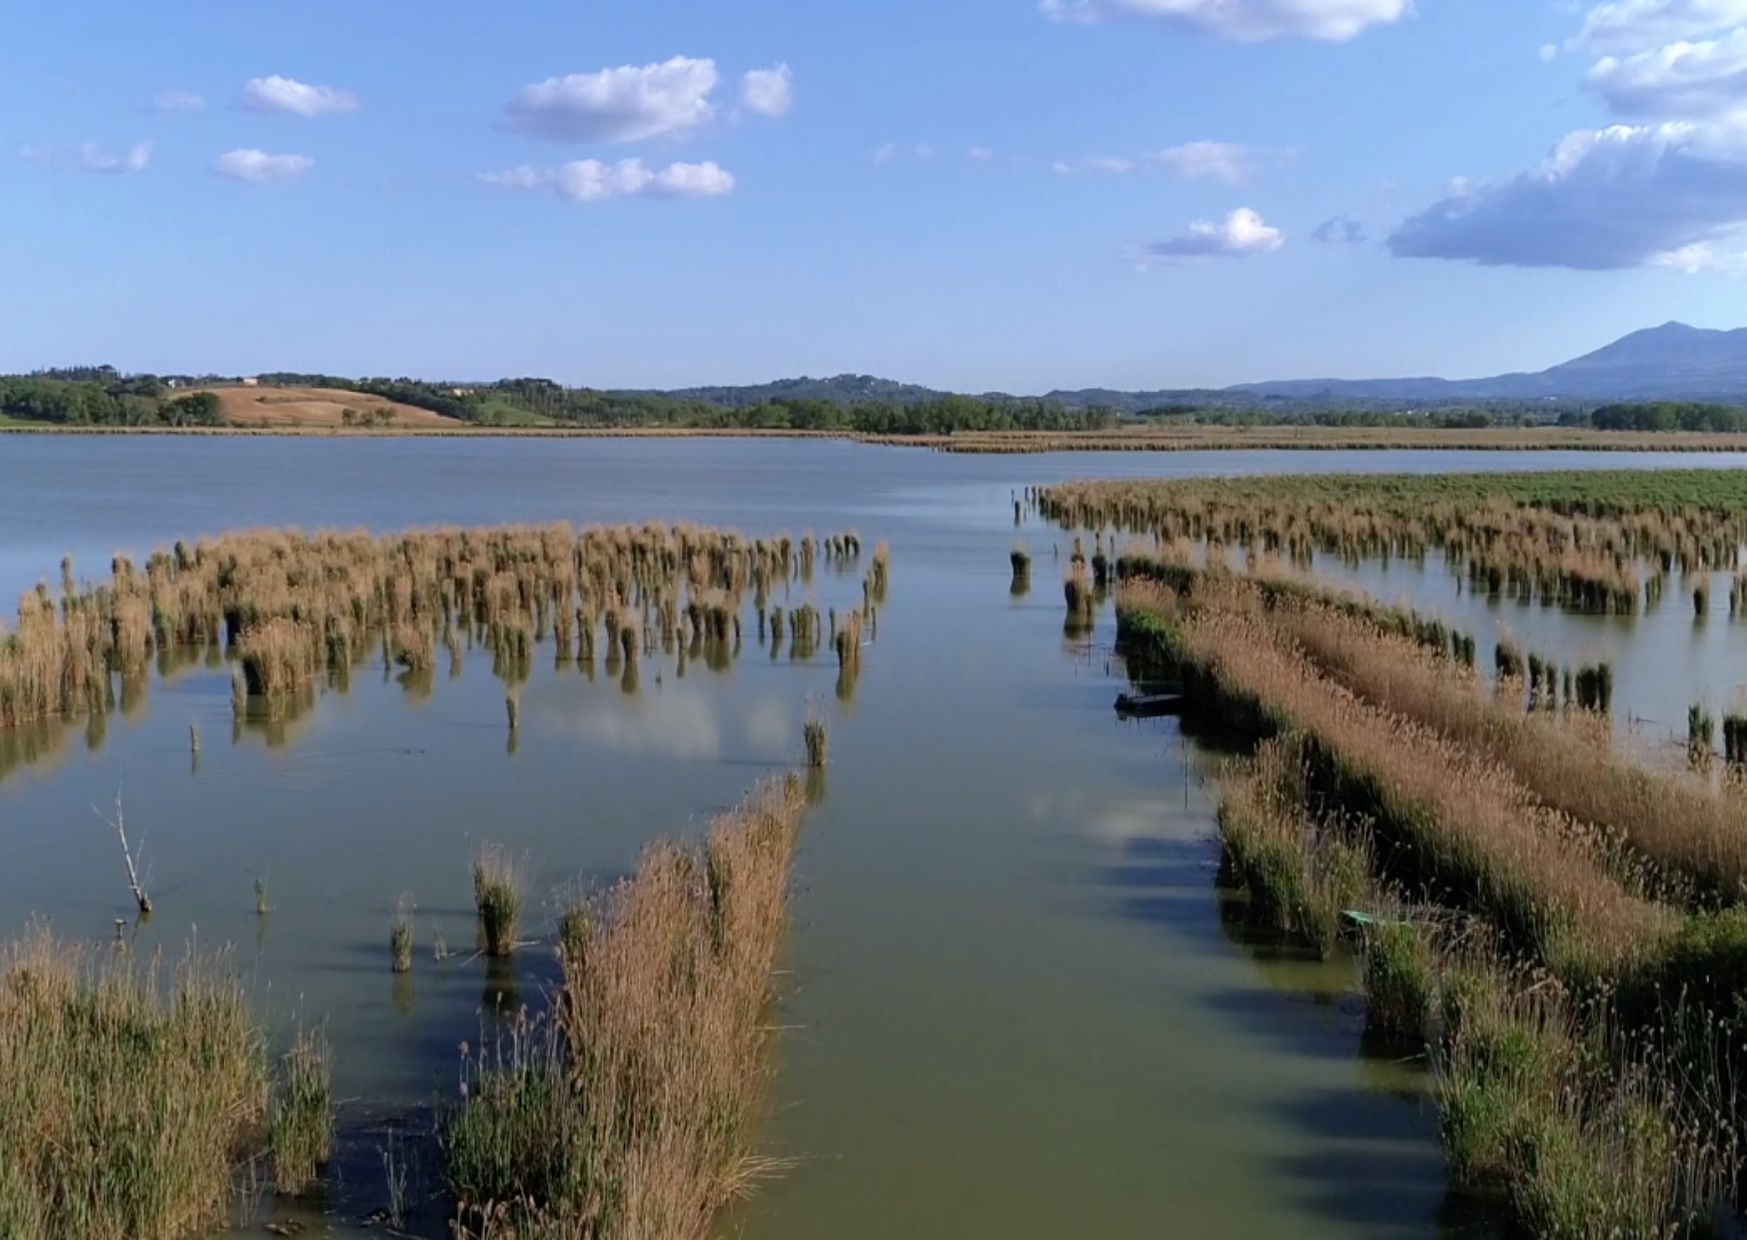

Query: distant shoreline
left=10, top=422, right=1747, bottom=457
left=8, top=423, right=1747, bottom=454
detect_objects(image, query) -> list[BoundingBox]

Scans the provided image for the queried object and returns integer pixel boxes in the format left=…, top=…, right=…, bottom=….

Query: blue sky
left=5, top=0, right=1747, bottom=391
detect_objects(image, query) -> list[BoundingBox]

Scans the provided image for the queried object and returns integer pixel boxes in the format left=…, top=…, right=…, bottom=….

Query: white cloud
left=873, top=141, right=898, bottom=164
left=1651, top=239, right=1747, bottom=270
left=480, top=158, right=735, bottom=202
left=1143, top=207, right=1286, bottom=259
left=1585, top=29, right=1747, bottom=116
left=968, top=144, right=996, bottom=161
left=212, top=148, right=314, bottom=184
left=915, top=142, right=937, bottom=160
left=20, top=141, right=152, bottom=174
left=740, top=63, right=793, bottom=117
left=244, top=75, right=358, bottom=117
left=1152, top=140, right=1255, bottom=182
left=504, top=57, right=719, bottom=143
left=1573, top=0, right=1747, bottom=52
left=1041, top=0, right=1410, bottom=41
left=1057, top=141, right=1257, bottom=182
left=152, top=90, right=205, bottom=113
left=1388, top=116, right=1747, bottom=269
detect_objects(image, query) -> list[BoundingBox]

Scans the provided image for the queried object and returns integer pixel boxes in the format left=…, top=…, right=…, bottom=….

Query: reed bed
left=1266, top=597, right=1747, bottom=905
left=441, top=777, right=808, bottom=1239
left=473, top=844, right=523, bottom=958
left=0, top=929, right=270, bottom=1238
left=268, top=1025, right=334, bottom=1195
left=1044, top=471, right=1747, bottom=615
left=1116, top=575, right=1668, bottom=982
left=0, top=522, right=882, bottom=744
left=1109, top=553, right=1747, bottom=1233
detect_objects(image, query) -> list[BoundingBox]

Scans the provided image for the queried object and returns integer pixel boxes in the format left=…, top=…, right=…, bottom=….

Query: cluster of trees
left=1136, top=405, right=1528, bottom=429
left=0, top=368, right=223, bottom=427
left=248, top=374, right=1120, bottom=433
left=1570, top=402, right=1747, bottom=433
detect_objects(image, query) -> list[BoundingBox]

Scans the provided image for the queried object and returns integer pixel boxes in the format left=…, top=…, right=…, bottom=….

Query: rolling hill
left=192, top=385, right=466, bottom=428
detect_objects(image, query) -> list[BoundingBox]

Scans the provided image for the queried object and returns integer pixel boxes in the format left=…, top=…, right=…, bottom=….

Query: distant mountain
left=607, top=323, right=1747, bottom=413
left=1232, top=322, right=1747, bottom=404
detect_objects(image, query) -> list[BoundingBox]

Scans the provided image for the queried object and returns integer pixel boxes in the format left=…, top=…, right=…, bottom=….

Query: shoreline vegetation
left=0, top=518, right=864, bottom=1233
left=1053, top=471, right=1747, bottom=1235
left=0, top=523, right=878, bottom=755
left=442, top=777, right=808, bottom=1238
left=15, top=421, right=1747, bottom=453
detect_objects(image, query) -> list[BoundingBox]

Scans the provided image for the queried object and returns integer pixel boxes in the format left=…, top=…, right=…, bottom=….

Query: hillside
left=1231, top=322, right=1747, bottom=404
left=192, top=385, right=466, bottom=428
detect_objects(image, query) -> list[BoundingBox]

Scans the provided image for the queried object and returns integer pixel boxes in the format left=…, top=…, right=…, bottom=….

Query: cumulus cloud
left=873, top=141, right=898, bottom=164
left=243, top=75, right=358, bottom=116
left=152, top=90, right=205, bottom=113
left=1388, top=117, right=1747, bottom=269
left=20, top=141, right=152, bottom=174
left=968, top=144, right=996, bottom=160
left=504, top=57, right=719, bottom=143
left=1143, top=207, right=1286, bottom=259
left=1585, top=28, right=1747, bottom=116
left=740, top=63, right=793, bottom=117
left=1313, top=215, right=1367, bottom=242
left=1573, top=0, right=1747, bottom=53
left=212, top=148, right=314, bottom=184
left=479, top=158, right=735, bottom=202
left=1040, top=0, right=1410, bottom=41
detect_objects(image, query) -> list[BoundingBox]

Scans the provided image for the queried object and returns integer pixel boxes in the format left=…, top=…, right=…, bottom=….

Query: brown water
left=4, top=437, right=1741, bottom=1236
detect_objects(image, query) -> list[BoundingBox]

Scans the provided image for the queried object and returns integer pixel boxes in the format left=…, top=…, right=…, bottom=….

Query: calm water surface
left=3, top=438, right=1743, bottom=1237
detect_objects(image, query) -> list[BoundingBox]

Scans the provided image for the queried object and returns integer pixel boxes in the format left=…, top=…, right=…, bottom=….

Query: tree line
left=0, top=368, right=222, bottom=427
left=1564, top=402, right=1747, bottom=433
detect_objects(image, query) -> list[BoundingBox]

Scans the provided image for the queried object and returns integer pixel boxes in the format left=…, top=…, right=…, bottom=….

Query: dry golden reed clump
left=442, top=777, right=808, bottom=1239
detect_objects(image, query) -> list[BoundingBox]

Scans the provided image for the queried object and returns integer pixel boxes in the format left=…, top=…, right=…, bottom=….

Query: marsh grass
left=803, top=718, right=829, bottom=768
left=391, top=894, right=414, bottom=973
left=1363, top=922, right=1432, bottom=1039
left=473, top=844, right=523, bottom=958
left=0, top=928, right=269, bottom=1238
left=442, top=778, right=808, bottom=1238
left=269, top=1024, right=333, bottom=1196
left=1216, top=740, right=1372, bottom=958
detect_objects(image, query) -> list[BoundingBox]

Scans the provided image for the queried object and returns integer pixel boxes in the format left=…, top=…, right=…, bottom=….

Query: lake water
left=3, top=437, right=1744, bottom=1237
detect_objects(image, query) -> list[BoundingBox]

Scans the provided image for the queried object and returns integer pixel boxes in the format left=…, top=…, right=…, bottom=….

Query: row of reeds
left=440, top=777, right=808, bottom=1238
left=1117, top=549, right=1747, bottom=907
left=1108, top=559, right=1747, bottom=1232
left=1040, top=471, right=1747, bottom=614
left=1, top=523, right=882, bottom=732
